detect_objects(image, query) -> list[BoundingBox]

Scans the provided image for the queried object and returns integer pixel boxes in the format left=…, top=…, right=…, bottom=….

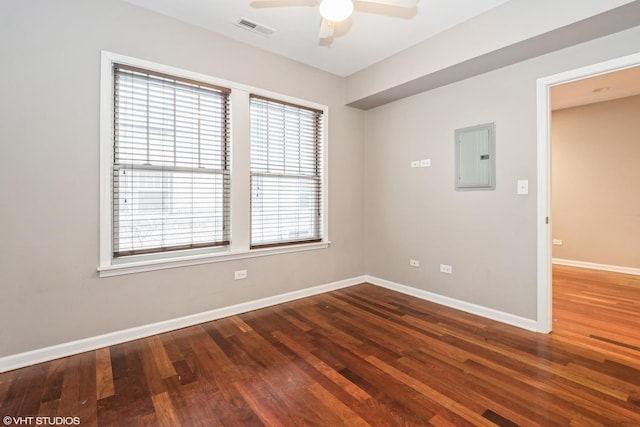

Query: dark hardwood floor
left=1, top=266, right=640, bottom=426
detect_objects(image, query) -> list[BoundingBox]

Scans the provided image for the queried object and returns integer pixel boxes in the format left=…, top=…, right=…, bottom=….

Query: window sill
left=97, top=241, right=330, bottom=278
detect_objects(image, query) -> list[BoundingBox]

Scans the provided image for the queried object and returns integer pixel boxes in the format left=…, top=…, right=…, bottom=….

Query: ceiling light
left=319, top=0, right=354, bottom=22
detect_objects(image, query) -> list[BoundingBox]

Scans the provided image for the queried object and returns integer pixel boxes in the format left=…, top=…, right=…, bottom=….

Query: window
left=112, top=64, right=230, bottom=256
left=250, top=95, right=324, bottom=248
left=99, top=52, right=329, bottom=277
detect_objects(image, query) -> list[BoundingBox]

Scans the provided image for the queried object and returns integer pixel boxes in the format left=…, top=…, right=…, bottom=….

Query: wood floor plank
left=272, top=330, right=371, bottom=403
left=365, top=355, right=496, bottom=426
left=55, top=356, right=81, bottom=420
left=95, top=347, right=114, bottom=400
left=76, top=351, right=98, bottom=425
left=2, top=266, right=640, bottom=425
left=150, top=391, right=181, bottom=427
left=36, top=398, right=59, bottom=419
left=40, top=358, right=66, bottom=403
left=1, top=363, right=48, bottom=417
left=305, top=382, right=370, bottom=427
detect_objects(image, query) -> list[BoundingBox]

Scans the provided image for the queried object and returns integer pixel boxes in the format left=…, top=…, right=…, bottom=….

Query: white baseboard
left=364, top=275, right=539, bottom=332
left=0, top=276, right=367, bottom=373
left=552, top=258, right=640, bottom=276
left=0, top=274, right=543, bottom=373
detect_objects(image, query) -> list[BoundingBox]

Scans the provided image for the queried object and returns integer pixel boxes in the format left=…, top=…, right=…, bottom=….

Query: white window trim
left=99, top=51, right=329, bottom=278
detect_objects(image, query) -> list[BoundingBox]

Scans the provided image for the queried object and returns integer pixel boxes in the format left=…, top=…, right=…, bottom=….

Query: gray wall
left=0, top=0, right=365, bottom=357
left=552, top=95, right=640, bottom=268
left=363, top=27, right=640, bottom=320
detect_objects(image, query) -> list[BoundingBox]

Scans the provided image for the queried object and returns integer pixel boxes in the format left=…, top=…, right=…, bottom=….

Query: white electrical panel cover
left=455, top=123, right=495, bottom=191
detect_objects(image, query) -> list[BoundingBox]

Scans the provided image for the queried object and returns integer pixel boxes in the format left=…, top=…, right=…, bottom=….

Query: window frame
left=99, top=51, right=329, bottom=277
left=111, top=63, right=232, bottom=257
left=249, top=94, right=324, bottom=249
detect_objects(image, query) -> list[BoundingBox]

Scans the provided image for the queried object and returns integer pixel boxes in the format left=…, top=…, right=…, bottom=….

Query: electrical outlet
left=410, top=259, right=420, bottom=267
left=552, top=239, right=563, bottom=245
left=420, top=159, right=431, bottom=167
left=234, top=269, right=247, bottom=280
left=439, top=264, right=453, bottom=274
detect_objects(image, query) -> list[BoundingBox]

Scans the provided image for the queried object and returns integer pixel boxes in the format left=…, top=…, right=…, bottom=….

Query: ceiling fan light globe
left=319, top=0, right=353, bottom=22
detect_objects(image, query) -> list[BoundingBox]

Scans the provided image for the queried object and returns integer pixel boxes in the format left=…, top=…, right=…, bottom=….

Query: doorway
left=536, top=52, right=640, bottom=333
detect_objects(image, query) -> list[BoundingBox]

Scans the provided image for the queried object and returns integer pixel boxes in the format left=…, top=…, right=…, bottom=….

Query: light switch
left=517, top=179, right=529, bottom=195
left=411, top=160, right=420, bottom=168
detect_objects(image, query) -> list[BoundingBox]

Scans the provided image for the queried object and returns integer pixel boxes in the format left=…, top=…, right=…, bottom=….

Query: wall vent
left=235, top=17, right=276, bottom=36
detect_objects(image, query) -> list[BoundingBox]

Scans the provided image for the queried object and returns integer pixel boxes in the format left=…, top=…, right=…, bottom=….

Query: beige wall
left=551, top=95, right=640, bottom=268
left=363, top=27, right=640, bottom=320
left=0, top=0, right=365, bottom=357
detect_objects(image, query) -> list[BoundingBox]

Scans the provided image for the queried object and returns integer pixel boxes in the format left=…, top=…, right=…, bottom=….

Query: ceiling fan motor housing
left=319, top=0, right=354, bottom=22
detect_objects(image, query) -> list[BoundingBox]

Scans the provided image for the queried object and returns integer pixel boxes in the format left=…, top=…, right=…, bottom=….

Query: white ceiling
left=122, top=0, right=512, bottom=77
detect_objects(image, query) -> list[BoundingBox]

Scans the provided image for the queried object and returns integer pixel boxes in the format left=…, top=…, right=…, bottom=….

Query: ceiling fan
left=250, top=0, right=419, bottom=40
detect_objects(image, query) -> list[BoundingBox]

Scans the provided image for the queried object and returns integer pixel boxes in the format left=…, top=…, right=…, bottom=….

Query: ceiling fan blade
left=357, top=0, right=417, bottom=8
left=319, top=18, right=335, bottom=38
left=250, top=0, right=318, bottom=8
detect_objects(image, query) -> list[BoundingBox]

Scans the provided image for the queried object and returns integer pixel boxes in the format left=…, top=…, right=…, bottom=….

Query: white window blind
left=112, top=64, right=230, bottom=257
left=250, top=95, right=323, bottom=248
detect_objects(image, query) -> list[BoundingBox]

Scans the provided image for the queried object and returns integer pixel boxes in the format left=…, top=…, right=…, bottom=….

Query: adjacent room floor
left=1, top=266, right=639, bottom=426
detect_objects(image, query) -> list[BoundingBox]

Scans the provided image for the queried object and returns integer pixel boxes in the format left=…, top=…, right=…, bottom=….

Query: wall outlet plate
left=517, top=179, right=529, bottom=195
left=234, top=270, right=247, bottom=280
left=410, top=259, right=420, bottom=267
left=439, top=264, right=452, bottom=274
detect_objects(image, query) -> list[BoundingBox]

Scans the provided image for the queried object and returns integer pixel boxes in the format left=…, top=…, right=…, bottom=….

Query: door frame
left=535, top=52, right=640, bottom=333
